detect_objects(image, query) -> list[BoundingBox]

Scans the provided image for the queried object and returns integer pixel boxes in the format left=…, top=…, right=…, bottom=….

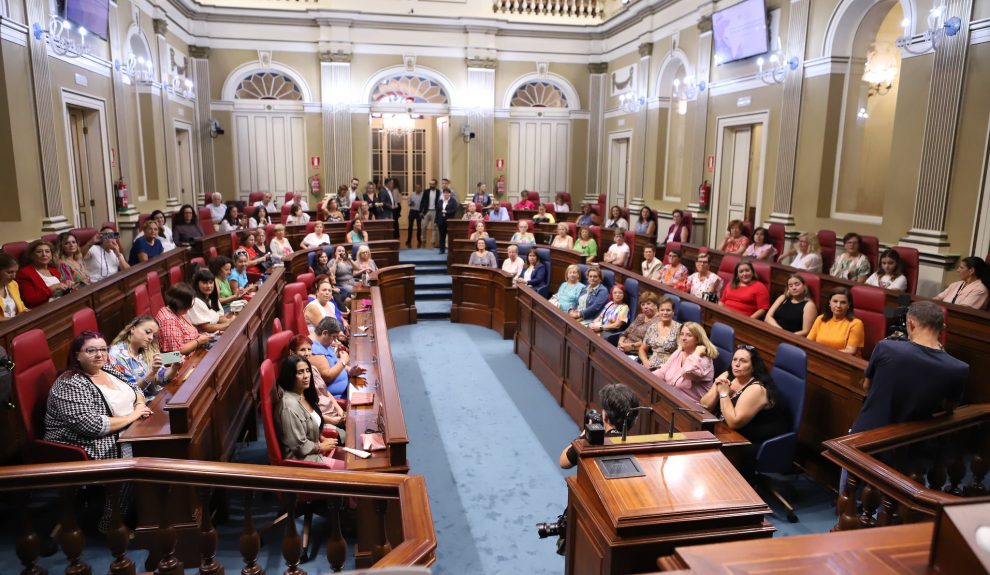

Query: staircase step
left=415, top=275, right=452, bottom=288
left=400, top=249, right=449, bottom=265
left=417, top=299, right=451, bottom=320
left=415, top=288, right=453, bottom=300
left=415, top=264, right=449, bottom=275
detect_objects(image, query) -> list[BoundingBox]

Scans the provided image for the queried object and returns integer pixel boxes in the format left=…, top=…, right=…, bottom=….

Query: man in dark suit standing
left=436, top=187, right=458, bottom=254
left=381, top=177, right=399, bottom=239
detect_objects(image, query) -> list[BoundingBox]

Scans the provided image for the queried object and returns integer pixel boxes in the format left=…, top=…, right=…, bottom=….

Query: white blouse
left=186, top=297, right=221, bottom=326
left=301, top=233, right=331, bottom=248
left=95, top=375, right=137, bottom=417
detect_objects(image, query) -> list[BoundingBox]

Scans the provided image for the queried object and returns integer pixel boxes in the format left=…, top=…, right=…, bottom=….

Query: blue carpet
left=389, top=322, right=577, bottom=574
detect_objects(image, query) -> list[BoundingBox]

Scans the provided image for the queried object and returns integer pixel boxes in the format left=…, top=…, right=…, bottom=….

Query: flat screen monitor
left=712, top=0, right=769, bottom=65
left=61, top=0, right=110, bottom=41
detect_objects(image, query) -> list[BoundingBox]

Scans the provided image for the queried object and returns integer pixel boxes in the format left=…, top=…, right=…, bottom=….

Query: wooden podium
left=564, top=432, right=774, bottom=575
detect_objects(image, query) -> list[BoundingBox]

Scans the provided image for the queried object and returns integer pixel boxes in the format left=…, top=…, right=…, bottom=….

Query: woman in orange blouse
left=719, top=220, right=750, bottom=255
left=807, top=287, right=865, bottom=355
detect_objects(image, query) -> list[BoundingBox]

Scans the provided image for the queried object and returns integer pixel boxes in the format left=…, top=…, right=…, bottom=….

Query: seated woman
left=218, top=205, right=243, bottom=233
left=269, top=224, right=294, bottom=264
left=150, top=210, right=176, bottom=250
left=354, top=244, right=379, bottom=284
left=188, top=269, right=233, bottom=333
left=551, top=223, right=573, bottom=250
left=173, top=204, right=204, bottom=245
left=778, top=232, right=822, bottom=272
left=285, top=203, right=310, bottom=225
left=209, top=256, right=247, bottom=306
left=830, top=232, right=871, bottom=283
left=462, top=202, right=484, bottom=221
left=229, top=250, right=258, bottom=294
left=348, top=218, right=369, bottom=244
left=513, top=190, right=538, bottom=211
left=357, top=201, right=372, bottom=222
left=552, top=264, right=585, bottom=313
left=155, top=284, right=212, bottom=354
left=743, top=227, right=776, bottom=261
left=45, top=331, right=153, bottom=529
left=0, top=253, right=28, bottom=320
left=56, top=231, right=95, bottom=287
left=553, top=193, right=570, bottom=213
left=469, top=221, right=490, bottom=242
left=639, top=297, right=681, bottom=368
left=602, top=230, right=630, bottom=267
left=515, top=249, right=547, bottom=293
left=653, top=322, right=718, bottom=402
left=721, top=260, right=770, bottom=319
left=468, top=238, right=497, bottom=268
left=576, top=204, right=598, bottom=227
left=304, top=278, right=345, bottom=335
left=641, top=246, right=663, bottom=280
left=533, top=204, right=555, bottom=224
left=808, top=287, right=865, bottom=355
left=766, top=274, right=817, bottom=336
left=685, top=251, right=723, bottom=301
left=240, top=230, right=271, bottom=276
left=586, top=285, right=629, bottom=338
left=301, top=220, right=332, bottom=249
left=719, top=220, right=750, bottom=255
left=604, top=205, right=628, bottom=230
left=312, top=249, right=332, bottom=277
left=288, top=336, right=346, bottom=441
left=109, top=316, right=181, bottom=397
left=332, top=245, right=356, bottom=297
left=663, top=209, right=690, bottom=243
left=129, top=220, right=165, bottom=265
left=934, top=256, right=989, bottom=309
left=699, top=345, right=791, bottom=476
left=634, top=207, right=656, bottom=237
left=568, top=266, right=609, bottom=323
left=16, top=240, right=71, bottom=308
left=866, top=249, right=908, bottom=291
left=324, top=198, right=345, bottom=223
left=657, top=249, right=689, bottom=291
left=501, top=244, right=525, bottom=279
left=273, top=354, right=339, bottom=464
left=614, top=292, right=660, bottom=354
left=573, top=226, right=598, bottom=262
left=510, top=221, right=536, bottom=245
left=250, top=206, right=272, bottom=229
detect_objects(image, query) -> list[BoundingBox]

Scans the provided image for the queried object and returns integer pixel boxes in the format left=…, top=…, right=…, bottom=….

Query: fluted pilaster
left=629, top=42, right=652, bottom=210
left=466, top=62, right=496, bottom=194
left=689, top=18, right=713, bottom=204
left=191, top=48, right=213, bottom=206
left=585, top=62, right=607, bottom=205
left=320, top=54, right=353, bottom=189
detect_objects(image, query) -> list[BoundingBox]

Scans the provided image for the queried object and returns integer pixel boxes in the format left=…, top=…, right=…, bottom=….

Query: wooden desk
left=566, top=448, right=773, bottom=575
left=376, top=264, right=418, bottom=327
left=448, top=238, right=585, bottom=294
left=450, top=264, right=519, bottom=339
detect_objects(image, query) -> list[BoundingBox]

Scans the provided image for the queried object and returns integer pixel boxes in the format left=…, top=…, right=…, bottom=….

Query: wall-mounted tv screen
left=712, top=0, right=769, bottom=65
left=60, top=0, right=110, bottom=41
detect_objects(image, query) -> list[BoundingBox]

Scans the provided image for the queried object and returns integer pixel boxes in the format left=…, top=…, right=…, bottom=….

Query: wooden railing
left=492, top=0, right=604, bottom=17
left=1, top=458, right=436, bottom=571
left=822, top=404, right=989, bottom=530
left=376, top=264, right=418, bottom=327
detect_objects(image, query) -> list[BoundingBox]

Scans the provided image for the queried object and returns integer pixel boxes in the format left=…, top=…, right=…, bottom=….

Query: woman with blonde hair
left=108, top=315, right=182, bottom=396
left=470, top=221, right=490, bottom=242
left=551, top=223, right=574, bottom=250
left=551, top=264, right=584, bottom=312
left=653, top=322, right=718, bottom=402
left=778, top=232, right=822, bottom=273
left=56, top=231, right=95, bottom=287
left=269, top=224, right=294, bottom=263
left=354, top=244, right=378, bottom=282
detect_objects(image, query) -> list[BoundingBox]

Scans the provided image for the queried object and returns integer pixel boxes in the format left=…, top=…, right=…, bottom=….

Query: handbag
left=361, top=432, right=386, bottom=451
left=702, top=291, right=718, bottom=304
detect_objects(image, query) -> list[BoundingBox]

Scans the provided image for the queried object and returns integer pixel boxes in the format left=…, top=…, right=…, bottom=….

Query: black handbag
left=702, top=291, right=719, bottom=304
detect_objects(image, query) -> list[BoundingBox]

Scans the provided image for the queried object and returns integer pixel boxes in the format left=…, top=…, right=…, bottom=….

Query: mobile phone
left=161, top=351, right=182, bottom=366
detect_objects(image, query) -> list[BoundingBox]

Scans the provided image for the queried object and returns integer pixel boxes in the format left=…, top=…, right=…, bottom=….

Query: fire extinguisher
left=310, top=174, right=320, bottom=199
left=495, top=175, right=506, bottom=199
left=698, top=180, right=711, bottom=211
left=115, top=179, right=130, bottom=210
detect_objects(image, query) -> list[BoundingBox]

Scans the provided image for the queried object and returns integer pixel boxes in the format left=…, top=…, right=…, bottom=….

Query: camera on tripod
left=584, top=408, right=605, bottom=445
left=885, top=294, right=913, bottom=340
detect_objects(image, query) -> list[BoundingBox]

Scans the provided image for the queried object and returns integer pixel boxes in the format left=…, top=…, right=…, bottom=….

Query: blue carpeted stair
left=402, top=249, right=451, bottom=320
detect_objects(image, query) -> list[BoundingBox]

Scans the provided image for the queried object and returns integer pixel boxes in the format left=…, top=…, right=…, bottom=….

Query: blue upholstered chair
left=676, top=300, right=701, bottom=325
left=578, top=263, right=613, bottom=291
left=756, top=342, right=807, bottom=523
left=709, top=322, right=735, bottom=376
left=623, top=277, right=639, bottom=323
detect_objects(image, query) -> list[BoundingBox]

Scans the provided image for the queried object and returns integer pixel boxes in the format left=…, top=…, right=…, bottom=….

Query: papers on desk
left=350, top=391, right=375, bottom=406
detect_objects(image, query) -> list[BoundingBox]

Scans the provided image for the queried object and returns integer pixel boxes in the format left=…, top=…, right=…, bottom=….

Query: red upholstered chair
left=146, top=271, right=166, bottom=316
left=467, top=220, right=478, bottom=236
left=208, top=246, right=218, bottom=260
left=768, top=224, right=785, bottom=259
left=169, top=265, right=184, bottom=287
left=565, top=222, right=577, bottom=239
left=2, top=241, right=30, bottom=264
left=101, top=221, right=117, bottom=231
left=622, top=230, right=635, bottom=269
left=12, top=329, right=89, bottom=463
left=860, top=235, right=880, bottom=271
left=73, top=228, right=98, bottom=246
left=797, top=272, right=821, bottom=310
left=559, top=193, right=572, bottom=207
left=752, top=261, right=771, bottom=288
left=266, top=224, right=276, bottom=239
left=198, top=208, right=216, bottom=234
left=851, top=285, right=886, bottom=359
left=272, top=317, right=283, bottom=334
left=231, top=232, right=239, bottom=250
left=818, top=230, right=837, bottom=272
left=284, top=193, right=294, bottom=205
left=297, top=272, right=316, bottom=292
left=243, top=205, right=256, bottom=220
left=249, top=192, right=264, bottom=205
left=294, top=294, right=309, bottom=338
left=134, top=284, right=152, bottom=317
left=891, top=246, right=919, bottom=294
left=71, top=308, right=98, bottom=337
left=348, top=203, right=362, bottom=221
left=664, top=242, right=682, bottom=260
left=283, top=282, right=307, bottom=335
left=190, top=257, right=206, bottom=270
left=741, top=221, right=754, bottom=240
left=137, top=213, right=151, bottom=231
left=266, top=330, right=295, bottom=367
left=718, top=254, right=740, bottom=288
left=41, top=233, right=59, bottom=245
left=281, top=204, right=292, bottom=220
left=305, top=221, right=317, bottom=233
left=544, top=202, right=556, bottom=214
left=526, top=191, right=541, bottom=205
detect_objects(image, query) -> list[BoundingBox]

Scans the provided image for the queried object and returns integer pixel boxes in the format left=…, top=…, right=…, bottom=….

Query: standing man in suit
left=436, top=187, right=458, bottom=254
left=381, top=177, right=398, bottom=239
left=406, top=185, right=424, bottom=247
left=419, top=178, right=441, bottom=248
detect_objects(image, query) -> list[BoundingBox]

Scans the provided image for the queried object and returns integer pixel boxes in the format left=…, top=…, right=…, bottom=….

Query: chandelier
left=618, top=91, right=644, bottom=114
left=383, top=112, right=415, bottom=136
left=671, top=76, right=706, bottom=115
left=862, top=44, right=898, bottom=97
left=896, top=1, right=962, bottom=55
left=31, top=14, right=89, bottom=58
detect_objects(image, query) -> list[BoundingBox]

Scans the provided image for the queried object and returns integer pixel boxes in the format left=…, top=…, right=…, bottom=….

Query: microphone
left=668, top=406, right=707, bottom=438
left=620, top=406, right=654, bottom=442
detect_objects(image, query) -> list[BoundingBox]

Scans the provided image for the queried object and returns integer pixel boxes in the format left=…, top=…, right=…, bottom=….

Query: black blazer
left=380, top=188, right=396, bottom=219
left=421, top=188, right=440, bottom=213
left=436, top=196, right=458, bottom=221
left=363, top=191, right=384, bottom=219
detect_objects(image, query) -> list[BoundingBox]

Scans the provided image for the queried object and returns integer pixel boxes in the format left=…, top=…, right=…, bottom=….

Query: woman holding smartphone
left=108, top=316, right=181, bottom=397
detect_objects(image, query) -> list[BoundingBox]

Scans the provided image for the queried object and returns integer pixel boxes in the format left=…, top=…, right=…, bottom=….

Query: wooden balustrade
left=450, top=264, right=519, bottom=339
left=1, top=458, right=436, bottom=571
left=375, top=265, right=418, bottom=327
left=448, top=238, right=585, bottom=294
left=492, top=0, right=604, bottom=17
left=822, top=404, right=990, bottom=531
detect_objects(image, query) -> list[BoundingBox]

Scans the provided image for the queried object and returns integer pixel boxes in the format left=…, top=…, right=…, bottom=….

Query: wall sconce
left=857, top=107, right=870, bottom=120
left=32, top=15, right=89, bottom=58
left=896, top=1, right=961, bottom=55
left=756, top=52, right=800, bottom=85
left=618, top=91, right=644, bottom=113
left=114, top=54, right=155, bottom=84
left=862, top=45, right=897, bottom=98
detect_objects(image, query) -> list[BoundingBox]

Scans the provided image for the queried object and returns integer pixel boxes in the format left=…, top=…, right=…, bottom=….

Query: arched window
left=509, top=81, right=568, bottom=108
left=234, top=72, right=303, bottom=101
left=371, top=75, right=449, bottom=104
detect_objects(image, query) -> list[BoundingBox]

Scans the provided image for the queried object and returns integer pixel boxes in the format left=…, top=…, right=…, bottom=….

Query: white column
left=466, top=59, right=496, bottom=197
left=628, top=42, right=652, bottom=212
left=585, top=62, right=607, bottom=206
left=320, top=53, right=353, bottom=190
left=190, top=46, right=213, bottom=207
left=153, top=18, right=178, bottom=205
